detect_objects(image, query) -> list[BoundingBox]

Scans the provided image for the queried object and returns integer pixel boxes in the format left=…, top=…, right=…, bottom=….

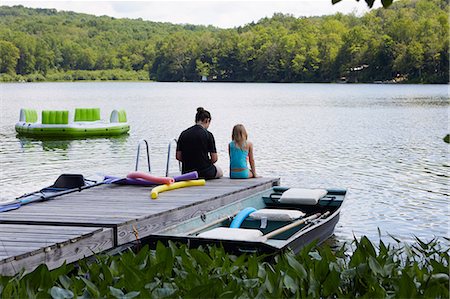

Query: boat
left=15, top=108, right=130, bottom=137
left=143, top=186, right=346, bottom=254
left=0, top=174, right=103, bottom=212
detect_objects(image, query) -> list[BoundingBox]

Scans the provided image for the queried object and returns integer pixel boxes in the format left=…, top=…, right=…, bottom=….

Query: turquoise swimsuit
left=229, top=141, right=250, bottom=179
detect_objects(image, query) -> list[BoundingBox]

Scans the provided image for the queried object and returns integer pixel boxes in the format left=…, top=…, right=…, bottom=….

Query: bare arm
left=176, top=151, right=182, bottom=162
left=210, top=152, right=218, bottom=164
left=248, top=142, right=257, bottom=177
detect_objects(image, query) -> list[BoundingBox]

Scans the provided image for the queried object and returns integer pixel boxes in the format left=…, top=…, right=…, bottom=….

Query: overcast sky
left=2, top=0, right=381, bottom=28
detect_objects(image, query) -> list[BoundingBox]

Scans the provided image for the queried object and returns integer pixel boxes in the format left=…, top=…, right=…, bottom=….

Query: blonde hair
left=232, top=124, right=248, bottom=149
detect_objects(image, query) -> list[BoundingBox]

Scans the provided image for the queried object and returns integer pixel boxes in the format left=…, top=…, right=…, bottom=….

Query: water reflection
left=17, top=134, right=129, bottom=152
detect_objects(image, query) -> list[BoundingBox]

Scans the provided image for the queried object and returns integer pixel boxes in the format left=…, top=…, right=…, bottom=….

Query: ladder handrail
left=135, top=139, right=151, bottom=172
left=166, top=138, right=181, bottom=177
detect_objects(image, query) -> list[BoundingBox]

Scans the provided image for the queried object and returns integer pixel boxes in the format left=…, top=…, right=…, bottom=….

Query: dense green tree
left=0, top=0, right=448, bottom=83
left=0, top=40, right=20, bottom=74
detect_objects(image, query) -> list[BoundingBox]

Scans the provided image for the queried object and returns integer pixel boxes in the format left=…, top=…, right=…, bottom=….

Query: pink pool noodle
left=104, top=176, right=156, bottom=186
left=127, top=172, right=174, bottom=185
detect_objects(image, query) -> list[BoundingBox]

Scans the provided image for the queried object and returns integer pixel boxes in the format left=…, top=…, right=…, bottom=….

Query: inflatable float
left=15, top=108, right=130, bottom=137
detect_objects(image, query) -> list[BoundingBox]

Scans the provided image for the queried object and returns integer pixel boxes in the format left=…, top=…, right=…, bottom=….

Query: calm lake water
left=0, top=82, right=448, bottom=245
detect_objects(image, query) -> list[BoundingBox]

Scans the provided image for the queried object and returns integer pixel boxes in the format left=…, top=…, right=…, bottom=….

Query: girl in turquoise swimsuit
left=229, top=124, right=257, bottom=179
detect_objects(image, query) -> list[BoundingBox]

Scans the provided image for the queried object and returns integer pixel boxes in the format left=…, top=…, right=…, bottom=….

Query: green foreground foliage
left=0, top=0, right=448, bottom=83
left=0, top=236, right=448, bottom=298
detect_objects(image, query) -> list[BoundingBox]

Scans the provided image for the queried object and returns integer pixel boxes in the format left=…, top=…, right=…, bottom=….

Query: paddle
left=264, top=213, right=322, bottom=239
left=0, top=179, right=106, bottom=213
left=283, top=211, right=331, bottom=240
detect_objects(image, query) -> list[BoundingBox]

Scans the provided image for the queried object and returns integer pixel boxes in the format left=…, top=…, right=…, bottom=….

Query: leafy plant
left=0, top=236, right=448, bottom=298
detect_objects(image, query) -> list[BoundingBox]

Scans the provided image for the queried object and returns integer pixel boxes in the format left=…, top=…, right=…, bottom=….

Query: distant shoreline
left=1, top=79, right=446, bottom=84
left=1, top=70, right=447, bottom=84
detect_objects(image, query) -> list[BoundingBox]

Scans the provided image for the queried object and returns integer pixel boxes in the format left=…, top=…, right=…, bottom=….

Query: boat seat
left=74, top=108, right=101, bottom=122
left=19, top=108, right=38, bottom=123
left=278, top=188, right=328, bottom=205
left=197, top=227, right=264, bottom=241
left=110, top=109, right=127, bottom=123
left=249, top=209, right=305, bottom=221
left=41, top=110, right=69, bottom=124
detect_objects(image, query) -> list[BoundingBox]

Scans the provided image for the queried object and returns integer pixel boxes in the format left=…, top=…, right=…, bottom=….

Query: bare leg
left=214, top=165, right=223, bottom=178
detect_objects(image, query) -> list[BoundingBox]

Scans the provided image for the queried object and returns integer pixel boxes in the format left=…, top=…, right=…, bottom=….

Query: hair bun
left=197, top=107, right=204, bottom=113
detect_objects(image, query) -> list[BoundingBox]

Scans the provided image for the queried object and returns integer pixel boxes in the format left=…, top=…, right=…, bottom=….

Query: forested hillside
left=0, top=0, right=448, bottom=83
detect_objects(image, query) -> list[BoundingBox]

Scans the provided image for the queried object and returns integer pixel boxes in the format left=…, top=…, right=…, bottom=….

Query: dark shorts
left=197, top=165, right=217, bottom=180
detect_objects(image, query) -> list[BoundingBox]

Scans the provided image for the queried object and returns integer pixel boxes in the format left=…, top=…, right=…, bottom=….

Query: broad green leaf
left=58, top=275, right=72, bottom=289
left=190, top=249, right=213, bottom=266
left=286, top=253, right=307, bottom=280
left=368, top=256, right=384, bottom=276
left=283, top=274, right=298, bottom=293
left=309, top=251, right=322, bottom=261
left=109, top=286, right=124, bottom=298
left=360, top=236, right=376, bottom=257
left=430, top=273, right=449, bottom=283
left=80, top=277, right=100, bottom=297
left=322, top=270, right=340, bottom=297
left=123, top=291, right=140, bottom=299
left=398, top=272, right=417, bottom=298
left=49, top=286, right=73, bottom=299
left=248, top=256, right=258, bottom=278
left=264, top=275, right=273, bottom=294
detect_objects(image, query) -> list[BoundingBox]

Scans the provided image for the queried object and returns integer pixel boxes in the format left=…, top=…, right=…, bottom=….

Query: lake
left=0, top=82, right=448, bottom=245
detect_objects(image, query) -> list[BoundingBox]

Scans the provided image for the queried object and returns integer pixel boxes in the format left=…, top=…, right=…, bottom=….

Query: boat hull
left=143, top=187, right=346, bottom=254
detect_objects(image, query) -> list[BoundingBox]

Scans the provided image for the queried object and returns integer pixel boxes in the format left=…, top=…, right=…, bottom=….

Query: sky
left=2, top=0, right=382, bottom=28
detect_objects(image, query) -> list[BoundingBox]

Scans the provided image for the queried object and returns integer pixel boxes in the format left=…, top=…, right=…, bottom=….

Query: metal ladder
left=135, top=139, right=151, bottom=172
left=165, top=138, right=181, bottom=177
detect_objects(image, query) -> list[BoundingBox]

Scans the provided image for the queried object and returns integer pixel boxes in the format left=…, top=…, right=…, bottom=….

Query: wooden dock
left=0, top=177, right=279, bottom=276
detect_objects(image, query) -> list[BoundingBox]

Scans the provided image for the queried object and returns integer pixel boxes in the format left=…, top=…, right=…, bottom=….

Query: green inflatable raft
left=15, top=108, right=130, bottom=137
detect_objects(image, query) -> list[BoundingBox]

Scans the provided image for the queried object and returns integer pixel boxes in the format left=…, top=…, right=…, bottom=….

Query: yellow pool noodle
left=151, top=179, right=206, bottom=199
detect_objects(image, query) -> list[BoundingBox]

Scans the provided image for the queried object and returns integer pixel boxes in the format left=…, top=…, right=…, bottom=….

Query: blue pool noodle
left=230, top=207, right=257, bottom=228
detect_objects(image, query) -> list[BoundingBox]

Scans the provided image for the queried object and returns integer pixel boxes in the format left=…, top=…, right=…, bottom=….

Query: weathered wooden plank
left=0, top=224, right=101, bottom=232
left=0, top=178, right=279, bottom=227
left=0, top=225, right=114, bottom=276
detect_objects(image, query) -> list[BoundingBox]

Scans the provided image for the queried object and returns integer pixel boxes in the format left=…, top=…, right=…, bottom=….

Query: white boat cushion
left=197, top=227, right=263, bottom=241
left=249, top=209, right=305, bottom=221
left=279, top=188, right=328, bottom=205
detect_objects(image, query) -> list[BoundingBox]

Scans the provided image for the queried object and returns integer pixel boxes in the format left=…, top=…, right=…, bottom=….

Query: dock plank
left=0, top=224, right=114, bottom=276
left=0, top=177, right=278, bottom=227
left=0, top=177, right=279, bottom=275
